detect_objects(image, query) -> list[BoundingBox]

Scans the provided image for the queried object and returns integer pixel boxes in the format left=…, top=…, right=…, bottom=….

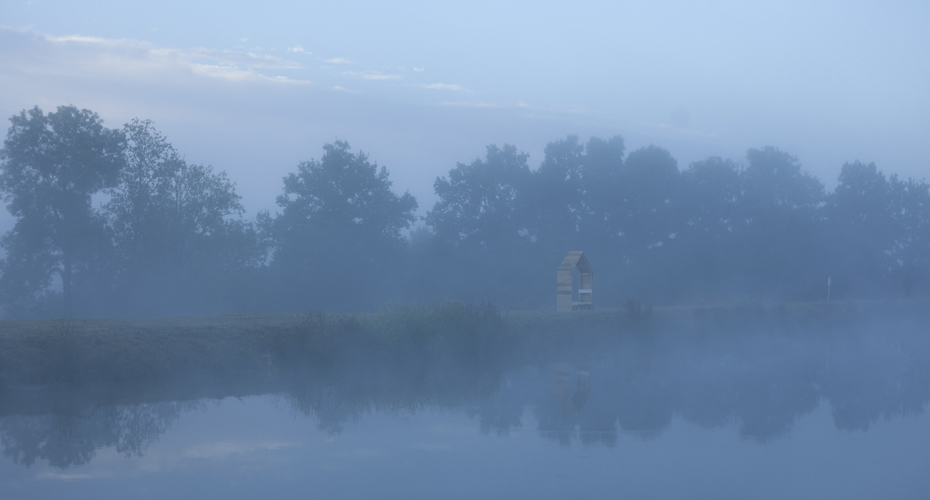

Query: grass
left=0, top=298, right=927, bottom=415
left=0, top=303, right=516, bottom=398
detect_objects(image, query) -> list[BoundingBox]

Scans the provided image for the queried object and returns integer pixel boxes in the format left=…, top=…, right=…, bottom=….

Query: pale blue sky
left=1, top=0, right=929, bottom=219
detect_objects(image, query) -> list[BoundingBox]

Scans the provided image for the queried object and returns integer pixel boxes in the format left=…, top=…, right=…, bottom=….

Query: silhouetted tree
left=2, top=103, right=927, bottom=315
left=681, top=157, right=741, bottom=241
left=107, top=119, right=183, bottom=267
left=524, top=136, right=585, bottom=255
left=427, top=144, right=532, bottom=249
left=616, top=145, right=680, bottom=255
left=676, top=157, right=742, bottom=291
left=265, top=141, right=417, bottom=310
left=422, top=145, right=547, bottom=305
left=579, top=140, right=680, bottom=301
left=104, top=119, right=256, bottom=315
left=824, top=161, right=897, bottom=294
left=0, top=106, right=124, bottom=314
left=888, top=176, right=930, bottom=296
left=577, top=136, right=626, bottom=251
left=739, top=147, right=825, bottom=295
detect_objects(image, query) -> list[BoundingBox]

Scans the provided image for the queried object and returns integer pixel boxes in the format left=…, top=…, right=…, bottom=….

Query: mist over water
left=2, top=311, right=929, bottom=499
left=1, top=2, right=929, bottom=498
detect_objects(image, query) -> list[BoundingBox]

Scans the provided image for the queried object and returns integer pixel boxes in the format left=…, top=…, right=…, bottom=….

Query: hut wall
left=557, top=251, right=593, bottom=312
left=557, top=268, right=573, bottom=312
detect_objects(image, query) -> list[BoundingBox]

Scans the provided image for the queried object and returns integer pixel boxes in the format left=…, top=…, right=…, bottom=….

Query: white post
left=827, top=276, right=832, bottom=302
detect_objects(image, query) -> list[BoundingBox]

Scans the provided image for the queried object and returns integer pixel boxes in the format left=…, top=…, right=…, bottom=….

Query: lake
left=1, top=313, right=929, bottom=499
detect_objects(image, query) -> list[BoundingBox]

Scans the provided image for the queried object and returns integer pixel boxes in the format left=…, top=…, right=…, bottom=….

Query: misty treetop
left=427, top=144, right=531, bottom=250
left=267, top=140, right=417, bottom=248
left=1, top=104, right=928, bottom=318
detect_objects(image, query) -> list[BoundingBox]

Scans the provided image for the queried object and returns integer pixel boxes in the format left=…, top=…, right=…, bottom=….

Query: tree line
left=1, top=105, right=927, bottom=318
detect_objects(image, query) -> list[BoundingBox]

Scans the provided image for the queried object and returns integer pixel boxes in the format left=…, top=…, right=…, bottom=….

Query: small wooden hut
left=557, top=251, right=593, bottom=312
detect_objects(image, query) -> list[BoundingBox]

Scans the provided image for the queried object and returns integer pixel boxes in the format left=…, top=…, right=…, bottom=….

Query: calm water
left=2, top=320, right=929, bottom=499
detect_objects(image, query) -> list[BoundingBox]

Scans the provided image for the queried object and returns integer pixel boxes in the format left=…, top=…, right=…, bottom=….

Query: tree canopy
left=427, top=144, right=531, bottom=249
left=1, top=104, right=929, bottom=317
left=0, top=105, right=124, bottom=311
left=264, top=140, right=417, bottom=311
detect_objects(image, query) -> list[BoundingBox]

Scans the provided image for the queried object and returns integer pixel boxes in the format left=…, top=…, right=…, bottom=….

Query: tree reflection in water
left=2, top=317, right=930, bottom=468
left=0, top=401, right=200, bottom=467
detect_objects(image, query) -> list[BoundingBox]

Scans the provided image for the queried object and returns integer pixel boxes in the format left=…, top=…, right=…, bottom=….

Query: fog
left=2, top=1, right=929, bottom=222
left=1, top=2, right=929, bottom=498
left=2, top=309, right=930, bottom=498
left=1, top=106, right=928, bottom=316
left=2, top=2, right=929, bottom=316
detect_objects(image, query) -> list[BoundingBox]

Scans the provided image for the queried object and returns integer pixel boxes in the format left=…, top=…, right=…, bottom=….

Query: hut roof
left=558, top=251, right=592, bottom=274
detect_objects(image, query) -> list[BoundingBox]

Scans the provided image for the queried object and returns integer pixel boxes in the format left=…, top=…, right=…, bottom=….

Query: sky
left=1, top=0, right=929, bottom=222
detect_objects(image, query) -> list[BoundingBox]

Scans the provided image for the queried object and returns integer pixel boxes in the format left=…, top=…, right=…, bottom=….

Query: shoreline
left=1, top=299, right=927, bottom=409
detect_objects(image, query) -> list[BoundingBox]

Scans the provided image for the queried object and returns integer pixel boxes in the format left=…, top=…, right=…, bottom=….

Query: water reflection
left=2, top=320, right=929, bottom=469
left=0, top=401, right=199, bottom=467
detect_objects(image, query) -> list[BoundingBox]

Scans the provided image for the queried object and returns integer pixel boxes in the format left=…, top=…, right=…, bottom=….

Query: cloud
left=413, top=67, right=425, bottom=72
left=287, top=45, right=310, bottom=54
left=440, top=101, right=529, bottom=109
left=187, top=64, right=310, bottom=84
left=0, top=29, right=311, bottom=86
left=44, top=33, right=112, bottom=44
left=344, top=71, right=401, bottom=81
left=324, top=57, right=354, bottom=64
left=419, top=83, right=464, bottom=91
left=40, top=33, right=303, bottom=72
left=271, top=75, right=312, bottom=85
left=363, top=73, right=400, bottom=81
left=159, top=47, right=303, bottom=71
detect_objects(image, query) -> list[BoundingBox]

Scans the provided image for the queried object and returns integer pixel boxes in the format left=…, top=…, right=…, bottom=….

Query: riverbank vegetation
left=2, top=300, right=926, bottom=403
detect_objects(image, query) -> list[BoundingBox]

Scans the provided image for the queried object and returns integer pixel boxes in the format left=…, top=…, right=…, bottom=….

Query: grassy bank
left=1, top=299, right=927, bottom=414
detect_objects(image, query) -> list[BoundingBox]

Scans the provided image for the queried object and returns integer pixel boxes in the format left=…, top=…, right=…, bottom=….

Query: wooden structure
left=557, top=251, right=593, bottom=312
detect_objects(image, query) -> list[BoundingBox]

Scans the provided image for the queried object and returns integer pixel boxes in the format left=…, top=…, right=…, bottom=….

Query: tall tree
left=888, top=176, right=930, bottom=296
left=680, top=156, right=741, bottom=242
left=524, top=136, right=585, bottom=254
left=425, top=144, right=554, bottom=306
left=676, top=157, right=742, bottom=289
left=267, top=141, right=417, bottom=310
left=742, top=147, right=823, bottom=215
left=107, top=119, right=184, bottom=270
left=739, top=147, right=825, bottom=294
left=616, top=145, right=681, bottom=254
left=105, top=119, right=252, bottom=315
left=825, top=161, right=897, bottom=293
left=577, top=136, right=626, bottom=250
left=0, top=105, right=124, bottom=312
left=271, top=141, right=416, bottom=249
left=427, top=144, right=531, bottom=249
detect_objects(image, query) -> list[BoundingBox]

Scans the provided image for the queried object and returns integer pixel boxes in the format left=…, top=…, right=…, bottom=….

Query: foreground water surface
left=2, top=316, right=929, bottom=499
